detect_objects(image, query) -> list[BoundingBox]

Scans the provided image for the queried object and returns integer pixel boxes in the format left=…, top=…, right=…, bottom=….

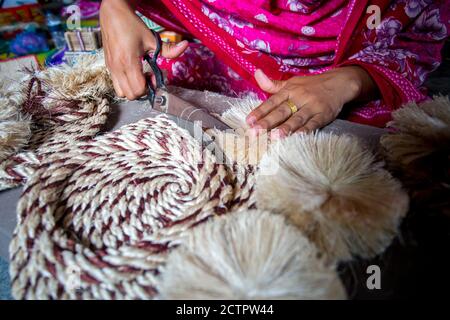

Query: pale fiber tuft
left=381, top=96, right=450, bottom=168
left=0, top=121, right=31, bottom=162
left=36, top=51, right=114, bottom=103
left=0, top=80, right=31, bottom=162
left=220, top=96, right=261, bottom=129
left=207, top=128, right=271, bottom=165
left=0, top=51, right=113, bottom=191
left=209, top=97, right=270, bottom=165
left=381, top=96, right=450, bottom=216
left=256, top=132, right=409, bottom=262
left=158, top=210, right=346, bottom=300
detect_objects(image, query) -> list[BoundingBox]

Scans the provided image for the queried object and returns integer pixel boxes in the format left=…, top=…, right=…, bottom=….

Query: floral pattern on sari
left=138, top=0, right=449, bottom=127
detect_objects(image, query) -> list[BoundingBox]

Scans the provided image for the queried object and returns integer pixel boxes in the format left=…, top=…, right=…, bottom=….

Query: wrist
left=320, top=67, right=361, bottom=105
left=335, top=66, right=378, bottom=103
left=337, top=66, right=364, bottom=101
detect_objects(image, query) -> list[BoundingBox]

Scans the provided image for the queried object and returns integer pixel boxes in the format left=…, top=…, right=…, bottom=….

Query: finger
left=105, top=48, right=139, bottom=99
left=145, top=72, right=157, bottom=88
left=141, top=28, right=188, bottom=58
left=269, top=128, right=285, bottom=140
left=143, top=73, right=158, bottom=89
left=111, top=74, right=125, bottom=98
left=254, top=69, right=286, bottom=94
left=118, top=70, right=136, bottom=101
left=276, top=106, right=316, bottom=136
left=296, top=114, right=326, bottom=133
left=246, top=90, right=289, bottom=126
left=252, top=102, right=292, bottom=134
left=123, top=59, right=148, bottom=100
left=104, top=48, right=125, bottom=98
left=110, top=65, right=134, bottom=99
left=160, top=40, right=189, bottom=58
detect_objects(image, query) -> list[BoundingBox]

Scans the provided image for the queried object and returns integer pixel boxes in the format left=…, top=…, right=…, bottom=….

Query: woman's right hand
left=100, top=0, right=188, bottom=100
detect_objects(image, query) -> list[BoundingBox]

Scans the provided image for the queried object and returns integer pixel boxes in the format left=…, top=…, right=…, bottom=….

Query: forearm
left=101, top=0, right=139, bottom=14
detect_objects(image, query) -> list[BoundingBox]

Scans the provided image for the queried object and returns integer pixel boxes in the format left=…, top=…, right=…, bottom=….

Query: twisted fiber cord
left=10, top=116, right=255, bottom=299
left=0, top=50, right=113, bottom=191
left=0, top=98, right=110, bottom=190
left=0, top=80, right=31, bottom=164
left=0, top=151, right=39, bottom=190
left=228, top=162, right=256, bottom=211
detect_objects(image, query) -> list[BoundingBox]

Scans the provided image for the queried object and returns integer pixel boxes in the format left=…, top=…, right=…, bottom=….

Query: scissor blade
left=111, top=98, right=216, bottom=149
left=153, top=89, right=231, bottom=131
left=161, top=112, right=217, bottom=148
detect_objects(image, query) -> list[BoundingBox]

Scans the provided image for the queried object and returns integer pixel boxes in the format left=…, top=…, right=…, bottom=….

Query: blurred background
left=1, top=1, right=101, bottom=67
left=0, top=0, right=182, bottom=74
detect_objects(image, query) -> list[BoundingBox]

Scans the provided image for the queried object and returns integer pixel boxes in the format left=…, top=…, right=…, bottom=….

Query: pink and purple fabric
left=137, top=0, right=449, bottom=127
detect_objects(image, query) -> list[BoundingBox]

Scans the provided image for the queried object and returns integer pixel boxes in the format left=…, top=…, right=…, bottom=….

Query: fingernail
left=246, top=115, right=256, bottom=126
left=270, top=129, right=285, bottom=140
left=249, top=126, right=261, bottom=137
left=270, top=130, right=280, bottom=140
left=177, top=40, right=188, bottom=47
left=254, top=69, right=268, bottom=79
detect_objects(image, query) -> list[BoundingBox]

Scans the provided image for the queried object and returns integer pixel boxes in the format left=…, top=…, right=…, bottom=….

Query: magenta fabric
left=138, top=0, right=450, bottom=127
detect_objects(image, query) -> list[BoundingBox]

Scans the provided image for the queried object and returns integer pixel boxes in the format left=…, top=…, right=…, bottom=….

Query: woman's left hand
left=246, top=66, right=377, bottom=138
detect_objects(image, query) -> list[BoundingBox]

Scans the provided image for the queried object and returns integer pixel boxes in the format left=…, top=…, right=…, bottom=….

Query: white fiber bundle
left=158, top=210, right=346, bottom=300
left=256, top=132, right=409, bottom=261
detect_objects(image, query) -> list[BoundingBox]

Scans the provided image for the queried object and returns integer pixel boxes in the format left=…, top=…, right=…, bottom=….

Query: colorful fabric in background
left=138, top=0, right=450, bottom=127
left=0, top=3, right=47, bottom=61
left=0, top=2, right=44, bottom=27
left=0, top=1, right=101, bottom=68
left=9, top=29, right=48, bottom=55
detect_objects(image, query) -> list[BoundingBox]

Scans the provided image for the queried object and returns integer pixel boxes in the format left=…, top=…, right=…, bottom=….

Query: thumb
left=254, top=69, right=285, bottom=94
left=142, top=29, right=189, bottom=59
left=161, top=40, right=189, bottom=59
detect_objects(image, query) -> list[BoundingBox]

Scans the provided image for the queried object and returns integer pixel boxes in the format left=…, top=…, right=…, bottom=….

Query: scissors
left=143, top=29, right=166, bottom=107
left=140, top=30, right=230, bottom=131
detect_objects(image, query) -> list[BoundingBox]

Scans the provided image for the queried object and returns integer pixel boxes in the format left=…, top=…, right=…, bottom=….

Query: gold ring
left=286, top=100, right=298, bottom=114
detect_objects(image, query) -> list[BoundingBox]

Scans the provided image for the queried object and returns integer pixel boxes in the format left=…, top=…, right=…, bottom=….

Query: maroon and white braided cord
left=10, top=116, right=255, bottom=299
left=0, top=98, right=110, bottom=190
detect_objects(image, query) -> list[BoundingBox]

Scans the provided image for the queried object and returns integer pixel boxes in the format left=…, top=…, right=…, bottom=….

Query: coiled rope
left=10, top=116, right=255, bottom=299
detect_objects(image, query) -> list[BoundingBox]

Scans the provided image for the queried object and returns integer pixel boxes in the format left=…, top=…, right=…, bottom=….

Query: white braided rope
left=0, top=98, right=110, bottom=190
left=0, top=50, right=113, bottom=191
left=10, top=116, right=255, bottom=299
left=0, top=151, right=39, bottom=190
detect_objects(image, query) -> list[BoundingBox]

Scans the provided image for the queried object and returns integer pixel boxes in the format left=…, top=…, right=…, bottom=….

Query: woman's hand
left=100, top=0, right=188, bottom=100
left=246, top=66, right=378, bottom=138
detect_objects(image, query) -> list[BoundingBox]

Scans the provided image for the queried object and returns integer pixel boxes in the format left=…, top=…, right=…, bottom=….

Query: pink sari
left=137, top=0, right=449, bottom=127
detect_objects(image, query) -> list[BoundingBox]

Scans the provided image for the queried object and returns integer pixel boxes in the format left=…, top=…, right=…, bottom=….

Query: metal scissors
left=142, top=29, right=166, bottom=107
left=139, top=30, right=230, bottom=131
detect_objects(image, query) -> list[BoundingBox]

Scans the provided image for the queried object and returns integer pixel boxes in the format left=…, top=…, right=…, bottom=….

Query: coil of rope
left=10, top=116, right=255, bottom=299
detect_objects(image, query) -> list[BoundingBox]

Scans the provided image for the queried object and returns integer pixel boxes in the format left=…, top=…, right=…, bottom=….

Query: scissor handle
left=144, top=30, right=165, bottom=88
left=143, top=30, right=166, bottom=106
